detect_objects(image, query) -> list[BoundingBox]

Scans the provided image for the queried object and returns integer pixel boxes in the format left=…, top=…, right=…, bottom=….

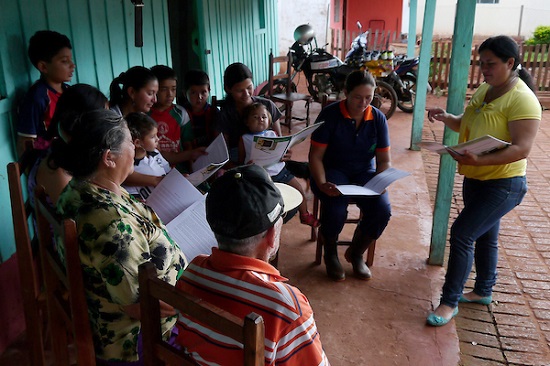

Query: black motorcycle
left=259, top=24, right=398, bottom=119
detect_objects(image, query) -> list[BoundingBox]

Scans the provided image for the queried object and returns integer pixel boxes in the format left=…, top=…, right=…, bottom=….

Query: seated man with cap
left=175, top=164, right=330, bottom=365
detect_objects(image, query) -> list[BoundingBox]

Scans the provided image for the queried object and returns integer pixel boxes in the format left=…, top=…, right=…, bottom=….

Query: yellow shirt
left=459, top=79, right=541, bottom=180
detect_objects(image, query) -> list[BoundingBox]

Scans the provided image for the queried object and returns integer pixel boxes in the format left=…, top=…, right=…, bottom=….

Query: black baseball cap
left=206, top=165, right=302, bottom=240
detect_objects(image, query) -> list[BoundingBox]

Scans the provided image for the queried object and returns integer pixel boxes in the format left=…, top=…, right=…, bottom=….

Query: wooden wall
left=0, top=0, right=172, bottom=262
left=196, top=0, right=279, bottom=98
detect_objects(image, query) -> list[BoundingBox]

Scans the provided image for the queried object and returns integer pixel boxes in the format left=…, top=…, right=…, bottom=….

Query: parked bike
left=345, top=22, right=417, bottom=113
left=259, top=24, right=398, bottom=119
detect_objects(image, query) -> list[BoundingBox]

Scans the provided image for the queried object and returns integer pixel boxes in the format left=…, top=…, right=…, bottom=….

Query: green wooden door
left=195, top=0, right=279, bottom=98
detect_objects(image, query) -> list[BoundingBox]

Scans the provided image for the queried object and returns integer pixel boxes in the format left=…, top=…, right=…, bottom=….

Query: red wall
left=330, top=0, right=403, bottom=37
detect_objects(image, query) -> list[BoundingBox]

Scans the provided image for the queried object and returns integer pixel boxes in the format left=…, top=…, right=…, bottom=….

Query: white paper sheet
left=336, top=167, right=411, bottom=196
left=192, top=134, right=229, bottom=173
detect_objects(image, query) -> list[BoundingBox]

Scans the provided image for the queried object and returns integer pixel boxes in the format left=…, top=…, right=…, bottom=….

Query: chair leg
left=305, top=99, right=311, bottom=127
left=310, top=197, right=319, bottom=242
left=315, top=236, right=323, bottom=265
left=366, top=240, right=376, bottom=267
left=286, top=102, right=293, bottom=133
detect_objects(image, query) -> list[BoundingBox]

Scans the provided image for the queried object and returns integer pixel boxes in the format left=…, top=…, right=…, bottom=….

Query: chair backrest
left=268, top=51, right=293, bottom=97
left=34, top=185, right=96, bottom=366
left=138, top=262, right=265, bottom=366
left=7, top=143, right=46, bottom=366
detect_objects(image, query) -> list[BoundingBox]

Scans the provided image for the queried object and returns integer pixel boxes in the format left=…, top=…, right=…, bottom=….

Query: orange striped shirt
left=176, top=248, right=330, bottom=365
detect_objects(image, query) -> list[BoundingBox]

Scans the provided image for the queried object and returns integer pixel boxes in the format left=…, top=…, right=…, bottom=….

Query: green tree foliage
left=526, top=26, right=550, bottom=45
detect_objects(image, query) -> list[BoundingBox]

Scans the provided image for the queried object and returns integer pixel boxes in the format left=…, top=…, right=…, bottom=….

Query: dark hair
left=344, top=70, right=376, bottom=93
left=28, top=30, right=72, bottom=68
left=243, top=102, right=271, bottom=130
left=47, top=84, right=107, bottom=141
left=479, top=35, right=535, bottom=91
left=109, top=66, right=157, bottom=107
left=184, top=69, right=210, bottom=90
left=224, top=63, right=253, bottom=92
left=51, top=109, right=128, bottom=179
left=151, top=65, right=177, bottom=83
left=125, top=112, right=157, bottom=140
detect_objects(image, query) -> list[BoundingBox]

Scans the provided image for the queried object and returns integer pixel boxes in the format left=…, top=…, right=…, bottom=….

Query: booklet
left=146, top=169, right=216, bottom=261
left=249, top=122, right=324, bottom=167
left=188, top=134, right=229, bottom=186
left=418, top=135, right=511, bottom=156
left=336, top=167, right=411, bottom=196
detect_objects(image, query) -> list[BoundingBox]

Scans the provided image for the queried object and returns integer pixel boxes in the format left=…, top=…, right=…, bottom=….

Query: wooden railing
left=328, top=29, right=550, bottom=92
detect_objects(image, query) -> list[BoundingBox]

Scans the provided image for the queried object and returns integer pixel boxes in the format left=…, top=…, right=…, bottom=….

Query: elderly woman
left=426, top=35, right=541, bottom=326
left=52, top=109, right=187, bottom=364
left=309, top=70, right=392, bottom=282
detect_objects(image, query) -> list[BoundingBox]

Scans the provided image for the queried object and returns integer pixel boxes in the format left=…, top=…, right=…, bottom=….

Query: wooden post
left=428, top=0, right=476, bottom=265
left=409, top=0, right=436, bottom=150
left=407, top=0, right=418, bottom=58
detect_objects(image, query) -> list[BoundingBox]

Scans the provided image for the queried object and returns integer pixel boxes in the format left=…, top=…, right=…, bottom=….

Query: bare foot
left=461, top=291, right=484, bottom=301
left=433, top=304, right=456, bottom=319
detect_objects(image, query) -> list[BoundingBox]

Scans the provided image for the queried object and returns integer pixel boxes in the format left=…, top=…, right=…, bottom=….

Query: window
left=334, top=0, right=340, bottom=23
left=476, top=0, right=499, bottom=4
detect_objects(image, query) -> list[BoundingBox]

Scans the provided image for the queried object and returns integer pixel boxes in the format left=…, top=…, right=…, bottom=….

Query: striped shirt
left=176, top=248, right=329, bottom=365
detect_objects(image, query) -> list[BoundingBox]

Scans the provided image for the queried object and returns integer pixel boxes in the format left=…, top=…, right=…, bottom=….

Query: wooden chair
left=138, top=262, right=265, bottom=366
left=267, top=50, right=312, bottom=132
left=34, top=185, right=96, bottom=366
left=7, top=143, right=46, bottom=366
left=310, top=196, right=377, bottom=267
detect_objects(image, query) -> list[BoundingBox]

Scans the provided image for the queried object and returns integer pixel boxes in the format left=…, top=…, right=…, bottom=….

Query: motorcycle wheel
left=397, top=74, right=416, bottom=113
left=372, top=81, right=398, bottom=120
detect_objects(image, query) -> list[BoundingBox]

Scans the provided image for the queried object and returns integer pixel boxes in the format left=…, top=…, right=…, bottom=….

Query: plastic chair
left=34, top=185, right=96, bottom=366
left=310, top=196, right=376, bottom=267
left=7, top=143, right=46, bottom=366
left=138, top=262, right=265, bottom=366
left=267, top=50, right=312, bottom=132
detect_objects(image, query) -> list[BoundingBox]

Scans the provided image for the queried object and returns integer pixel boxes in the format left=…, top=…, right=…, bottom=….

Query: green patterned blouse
left=57, top=179, right=187, bottom=362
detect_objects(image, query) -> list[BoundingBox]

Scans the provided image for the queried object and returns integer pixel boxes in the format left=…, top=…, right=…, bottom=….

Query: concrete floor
left=0, top=101, right=462, bottom=366
left=276, top=100, right=460, bottom=366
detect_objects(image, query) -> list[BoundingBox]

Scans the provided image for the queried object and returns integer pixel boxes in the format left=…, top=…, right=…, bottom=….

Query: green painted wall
left=196, top=0, right=279, bottom=98
left=0, top=0, right=279, bottom=262
left=0, top=0, right=173, bottom=261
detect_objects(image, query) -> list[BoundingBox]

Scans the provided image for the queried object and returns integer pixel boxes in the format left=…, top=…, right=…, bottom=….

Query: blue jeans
left=440, top=176, right=527, bottom=308
left=311, top=168, right=392, bottom=239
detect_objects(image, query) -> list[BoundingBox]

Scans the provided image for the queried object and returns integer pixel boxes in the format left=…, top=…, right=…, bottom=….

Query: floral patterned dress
left=57, top=179, right=187, bottom=362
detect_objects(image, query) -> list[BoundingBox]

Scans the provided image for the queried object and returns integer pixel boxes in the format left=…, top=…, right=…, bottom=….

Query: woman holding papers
left=425, top=35, right=541, bottom=326
left=309, top=70, right=392, bottom=281
left=52, top=109, right=187, bottom=364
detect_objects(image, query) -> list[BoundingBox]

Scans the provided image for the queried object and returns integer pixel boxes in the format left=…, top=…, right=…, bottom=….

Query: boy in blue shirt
left=17, top=30, right=74, bottom=156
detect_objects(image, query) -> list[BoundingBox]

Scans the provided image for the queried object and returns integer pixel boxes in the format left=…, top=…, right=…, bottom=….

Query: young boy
left=17, top=30, right=74, bottom=156
left=149, top=65, right=190, bottom=154
left=123, top=112, right=171, bottom=201
left=181, top=69, right=215, bottom=149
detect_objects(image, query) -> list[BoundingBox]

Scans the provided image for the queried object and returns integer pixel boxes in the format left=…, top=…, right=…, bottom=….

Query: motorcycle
left=259, top=24, right=398, bottom=119
left=392, top=54, right=420, bottom=113
left=345, top=22, right=417, bottom=113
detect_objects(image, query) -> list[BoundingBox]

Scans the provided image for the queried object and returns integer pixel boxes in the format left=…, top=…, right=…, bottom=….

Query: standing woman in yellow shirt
left=426, top=35, right=541, bottom=326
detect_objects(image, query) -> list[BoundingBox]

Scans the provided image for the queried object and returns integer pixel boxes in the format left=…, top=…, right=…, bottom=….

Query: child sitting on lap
left=238, top=103, right=319, bottom=227
left=123, top=112, right=170, bottom=201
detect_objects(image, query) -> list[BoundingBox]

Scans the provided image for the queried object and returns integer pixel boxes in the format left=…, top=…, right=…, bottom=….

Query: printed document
left=249, top=122, right=323, bottom=167
left=419, top=135, right=510, bottom=156
left=188, top=134, right=229, bottom=186
left=146, top=169, right=216, bottom=260
left=336, top=167, right=411, bottom=196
